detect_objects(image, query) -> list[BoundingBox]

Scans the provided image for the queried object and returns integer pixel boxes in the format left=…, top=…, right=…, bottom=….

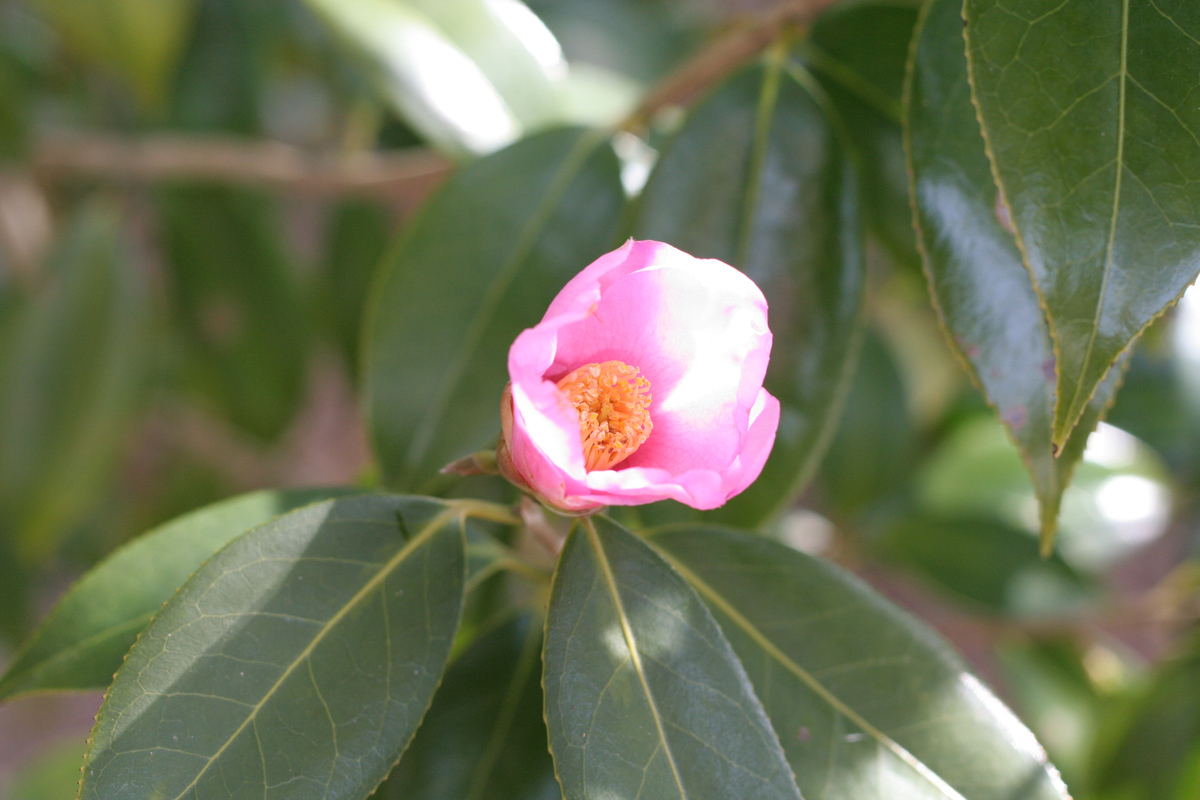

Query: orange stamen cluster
left=556, top=360, right=653, bottom=471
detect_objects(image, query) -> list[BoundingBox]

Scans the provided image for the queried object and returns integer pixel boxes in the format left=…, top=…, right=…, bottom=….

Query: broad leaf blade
left=379, top=613, right=558, bottom=800
left=906, top=0, right=1125, bottom=546
left=364, top=126, right=624, bottom=492
left=634, top=59, right=865, bottom=528
left=160, top=186, right=308, bottom=440
left=0, top=201, right=151, bottom=563
left=805, top=0, right=921, bottom=268
left=0, top=488, right=354, bottom=700
left=78, top=495, right=466, bottom=800
left=651, top=525, right=1070, bottom=800
left=400, top=0, right=566, bottom=132
left=543, top=516, right=803, bottom=800
left=963, top=0, right=1200, bottom=447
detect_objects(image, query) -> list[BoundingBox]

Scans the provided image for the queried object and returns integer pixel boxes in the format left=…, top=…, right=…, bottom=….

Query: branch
left=32, top=133, right=452, bottom=197
left=623, top=0, right=840, bottom=129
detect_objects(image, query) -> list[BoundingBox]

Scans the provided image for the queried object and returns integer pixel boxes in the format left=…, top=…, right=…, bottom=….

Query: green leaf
left=399, top=0, right=566, bottom=131
left=963, top=0, right=1200, bottom=448
left=318, top=199, right=393, bottom=377
left=34, top=0, right=195, bottom=108
left=160, top=185, right=308, bottom=440
left=364, top=126, right=624, bottom=493
left=300, top=0, right=567, bottom=156
left=1090, top=633, right=1200, bottom=800
left=650, top=525, right=1070, bottom=800
left=916, top=414, right=1171, bottom=573
left=878, top=515, right=1092, bottom=616
left=0, top=488, right=355, bottom=701
left=169, top=0, right=267, bottom=134
left=543, top=516, right=803, bottom=800
left=378, top=613, right=558, bottom=800
left=996, top=638, right=1112, bottom=791
left=633, top=57, right=865, bottom=528
left=817, top=330, right=916, bottom=516
left=805, top=0, right=921, bottom=268
left=0, top=200, right=151, bottom=564
left=906, top=0, right=1128, bottom=547
left=78, top=495, right=467, bottom=800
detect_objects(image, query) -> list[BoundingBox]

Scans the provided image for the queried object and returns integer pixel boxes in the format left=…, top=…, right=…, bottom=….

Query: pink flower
left=498, top=240, right=780, bottom=512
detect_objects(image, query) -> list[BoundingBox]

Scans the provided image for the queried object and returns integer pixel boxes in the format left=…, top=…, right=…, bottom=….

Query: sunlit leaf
left=78, top=495, right=467, bottom=800
left=0, top=488, right=355, bottom=701
left=0, top=201, right=151, bottom=564
left=544, top=516, right=803, bottom=800
left=963, top=0, right=1200, bottom=447
left=650, top=525, right=1071, bottom=800
left=906, top=0, right=1128, bottom=546
left=364, top=126, right=624, bottom=493
left=634, top=57, right=865, bottom=528
left=300, top=0, right=568, bottom=155
left=379, top=613, right=558, bottom=800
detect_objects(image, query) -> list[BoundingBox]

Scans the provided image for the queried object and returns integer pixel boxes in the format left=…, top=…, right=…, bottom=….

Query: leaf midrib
left=114, top=505, right=462, bottom=800
left=656, top=547, right=968, bottom=800
left=1062, top=0, right=1129, bottom=442
left=585, top=519, right=689, bottom=800
left=404, top=129, right=607, bottom=479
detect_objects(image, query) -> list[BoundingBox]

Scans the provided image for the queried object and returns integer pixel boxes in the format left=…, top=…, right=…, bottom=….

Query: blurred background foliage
left=0, top=0, right=1197, bottom=796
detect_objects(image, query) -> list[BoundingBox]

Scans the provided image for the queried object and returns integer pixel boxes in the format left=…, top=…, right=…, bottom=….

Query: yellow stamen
left=556, top=360, right=652, bottom=471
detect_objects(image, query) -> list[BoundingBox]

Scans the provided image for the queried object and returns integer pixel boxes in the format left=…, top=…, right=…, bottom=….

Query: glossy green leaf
left=0, top=201, right=151, bottom=563
left=0, top=488, right=354, bottom=701
left=160, top=185, right=308, bottom=440
left=300, top=0, right=566, bottom=156
left=634, top=58, right=865, bottom=528
left=906, top=0, right=1127, bottom=546
left=544, top=516, right=803, bottom=800
left=365, top=126, right=624, bottom=493
left=400, top=0, right=565, bottom=131
left=805, top=0, right=921, bottom=268
left=963, top=0, right=1200, bottom=447
left=319, top=199, right=392, bottom=376
left=34, top=0, right=195, bottom=107
left=78, top=495, right=467, bottom=800
left=378, top=613, right=558, bottom=800
left=650, top=525, right=1070, bottom=800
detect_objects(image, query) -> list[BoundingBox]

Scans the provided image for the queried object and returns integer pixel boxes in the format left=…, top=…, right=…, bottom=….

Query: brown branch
left=623, top=0, right=841, bottom=129
left=31, top=133, right=452, bottom=197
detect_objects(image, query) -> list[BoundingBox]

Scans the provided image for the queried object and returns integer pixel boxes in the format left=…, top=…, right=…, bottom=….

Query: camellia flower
left=497, top=239, right=779, bottom=512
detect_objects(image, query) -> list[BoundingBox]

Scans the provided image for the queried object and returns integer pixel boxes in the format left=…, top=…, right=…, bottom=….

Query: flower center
left=556, top=360, right=652, bottom=471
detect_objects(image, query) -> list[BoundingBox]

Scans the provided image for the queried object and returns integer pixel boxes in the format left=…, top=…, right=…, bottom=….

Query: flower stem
left=451, top=498, right=522, bottom=526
